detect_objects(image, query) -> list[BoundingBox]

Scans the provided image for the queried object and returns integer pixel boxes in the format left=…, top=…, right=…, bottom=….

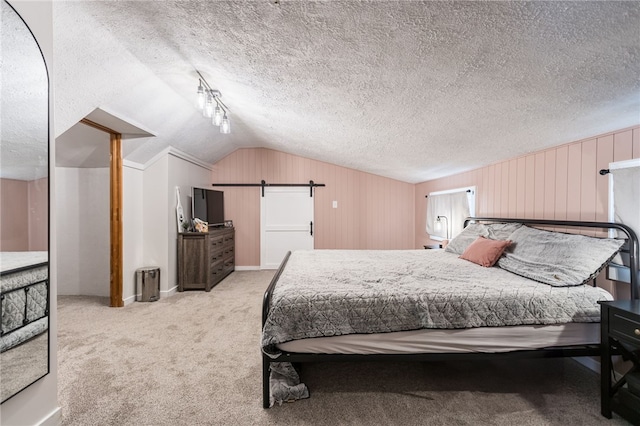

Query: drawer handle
left=635, top=329, right=640, bottom=336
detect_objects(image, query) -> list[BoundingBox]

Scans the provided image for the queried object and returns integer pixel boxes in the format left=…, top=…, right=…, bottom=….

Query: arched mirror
left=0, top=0, right=50, bottom=403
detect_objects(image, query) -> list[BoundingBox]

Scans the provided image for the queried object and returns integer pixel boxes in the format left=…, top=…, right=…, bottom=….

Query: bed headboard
left=464, top=217, right=639, bottom=300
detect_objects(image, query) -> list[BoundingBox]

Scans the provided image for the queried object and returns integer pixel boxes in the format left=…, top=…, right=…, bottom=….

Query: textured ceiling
left=48, top=1, right=640, bottom=183
left=1, top=1, right=48, bottom=180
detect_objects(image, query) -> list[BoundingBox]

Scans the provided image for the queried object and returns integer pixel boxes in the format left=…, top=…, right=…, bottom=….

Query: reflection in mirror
left=0, top=0, right=50, bottom=403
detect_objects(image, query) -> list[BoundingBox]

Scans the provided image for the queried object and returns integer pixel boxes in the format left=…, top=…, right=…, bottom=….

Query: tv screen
left=192, top=188, right=225, bottom=226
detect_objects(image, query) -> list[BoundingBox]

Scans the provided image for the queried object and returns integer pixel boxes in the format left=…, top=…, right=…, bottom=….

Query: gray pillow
left=497, top=226, right=625, bottom=287
left=445, top=222, right=523, bottom=255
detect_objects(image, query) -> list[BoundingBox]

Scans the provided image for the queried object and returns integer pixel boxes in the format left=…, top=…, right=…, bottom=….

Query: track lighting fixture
left=195, top=71, right=230, bottom=134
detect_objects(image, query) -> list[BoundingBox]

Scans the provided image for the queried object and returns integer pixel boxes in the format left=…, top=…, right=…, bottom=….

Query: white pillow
left=445, top=222, right=522, bottom=255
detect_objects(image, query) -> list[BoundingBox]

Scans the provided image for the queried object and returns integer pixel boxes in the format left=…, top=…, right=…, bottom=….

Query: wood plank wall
left=27, top=177, right=48, bottom=251
left=212, top=148, right=416, bottom=266
left=212, top=126, right=638, bottom=269
left=0, top=177, right=48, bottom=251
left=415, top=126, right=640, bottom=248
left=0, top=178, right=29, bottom=251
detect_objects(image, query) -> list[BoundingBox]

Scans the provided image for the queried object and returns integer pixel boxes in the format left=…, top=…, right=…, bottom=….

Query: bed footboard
left=0, top=279, right=49, bottom=339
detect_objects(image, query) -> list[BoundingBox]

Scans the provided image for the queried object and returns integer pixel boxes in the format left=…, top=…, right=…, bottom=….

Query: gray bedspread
left=262, top=249, right=613, bottom=356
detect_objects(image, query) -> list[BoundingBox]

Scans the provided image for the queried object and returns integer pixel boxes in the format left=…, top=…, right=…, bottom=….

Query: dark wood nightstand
left=599, top=300, right=640, bottom=425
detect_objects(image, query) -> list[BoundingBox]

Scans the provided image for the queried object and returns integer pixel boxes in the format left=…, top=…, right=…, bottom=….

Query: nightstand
left=599, top=300, right=640, bottom=425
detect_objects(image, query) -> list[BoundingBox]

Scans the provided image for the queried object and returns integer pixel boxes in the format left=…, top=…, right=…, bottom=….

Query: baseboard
left=37, top=406, right=61, bottom=426
left=161, top=286, right=178, bottom=298
left=235, top=266, right=261, bottom=271
left=127, top=286, right=177, bottom=304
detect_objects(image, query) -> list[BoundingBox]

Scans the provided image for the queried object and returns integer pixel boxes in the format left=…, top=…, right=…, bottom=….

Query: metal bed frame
left=261, top=218, right=639, bottom=408
left=0, top=262, right=49, bottom=340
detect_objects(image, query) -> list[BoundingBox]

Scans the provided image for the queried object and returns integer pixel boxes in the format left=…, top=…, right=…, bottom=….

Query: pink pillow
left=459, top=236, right=512, bottom=267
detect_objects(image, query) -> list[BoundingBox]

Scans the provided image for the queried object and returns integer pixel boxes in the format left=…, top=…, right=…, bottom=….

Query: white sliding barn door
left=260, top=187, right=314, bottom=269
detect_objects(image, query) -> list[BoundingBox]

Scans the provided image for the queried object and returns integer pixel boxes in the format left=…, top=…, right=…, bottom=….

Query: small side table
left=599, top=300, right=640, bottom=425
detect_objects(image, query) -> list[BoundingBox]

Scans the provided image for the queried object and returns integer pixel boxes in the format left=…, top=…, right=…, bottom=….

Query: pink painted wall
left=415, top=125, right=640, bottom=248
left=1, top=179, right=29, bottom=251
left=0, top=177, right=48, bottom=251
left=28, top=177, right=48, bottom=251
left=212, top=148, right=416, bottom=266
left=211, top=126, right=639, bottom=272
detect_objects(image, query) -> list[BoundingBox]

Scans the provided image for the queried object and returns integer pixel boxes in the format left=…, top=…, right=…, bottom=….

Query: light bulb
left=220, top=115, right=230, bottom=134
left=196, top=81, right=205, bottom=110
left=213, top=106, right=223, bottom=126
left=204, top=92, right=214, bottom=118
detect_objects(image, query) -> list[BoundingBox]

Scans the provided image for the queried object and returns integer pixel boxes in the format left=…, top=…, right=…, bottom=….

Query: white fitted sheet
left=277, top=322, right=599, bottom=355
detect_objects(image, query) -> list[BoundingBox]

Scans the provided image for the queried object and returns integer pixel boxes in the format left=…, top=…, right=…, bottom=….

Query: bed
left=261, top=218, right=639, bottom=408
left=0, top=251, right=49, bottom=353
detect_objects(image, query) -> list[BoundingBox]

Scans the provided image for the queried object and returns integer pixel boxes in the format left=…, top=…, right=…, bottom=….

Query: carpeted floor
left=57, top=271, right=631, bottom=425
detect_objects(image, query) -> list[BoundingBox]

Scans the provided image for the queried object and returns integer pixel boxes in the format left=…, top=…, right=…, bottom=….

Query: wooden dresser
left=177, top=227, right=235, bottom=291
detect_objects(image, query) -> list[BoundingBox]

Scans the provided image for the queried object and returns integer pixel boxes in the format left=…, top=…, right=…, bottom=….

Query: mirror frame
left=0, top=0, right=50, bottom=403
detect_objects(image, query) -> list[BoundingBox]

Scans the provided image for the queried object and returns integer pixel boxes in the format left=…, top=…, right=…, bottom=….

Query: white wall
left=55, top=150, right=211, bottom=305
left=55, top=168, right=80, bottom=295
left=140, top=151, right=213, bottom=297
left=0, top=1, right=60, bottom=425
left=166, top=154, right=212, bottom=292
left=122, top=163, right=144, bottom=304
left=55, top=167, right=110, bottom=297
left=142, top=155, right=169, bottom=294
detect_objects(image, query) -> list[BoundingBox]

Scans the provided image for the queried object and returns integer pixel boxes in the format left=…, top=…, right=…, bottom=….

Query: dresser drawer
left=209, top=235, right=224, bottom=249
left=610, top=312, right=640, bottom=346
left=210, top=260, right=224, bottom=280
left=210, top=248, right=224, bottom=264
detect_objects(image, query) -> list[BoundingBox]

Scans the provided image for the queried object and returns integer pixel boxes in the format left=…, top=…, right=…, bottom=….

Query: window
left=608, top=158, right=640, bottom=239
left=426, top=186, right=476, bottom=241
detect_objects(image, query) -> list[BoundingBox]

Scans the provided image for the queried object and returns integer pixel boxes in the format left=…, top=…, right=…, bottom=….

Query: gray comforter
left=262, top=249, right=613, bottom=356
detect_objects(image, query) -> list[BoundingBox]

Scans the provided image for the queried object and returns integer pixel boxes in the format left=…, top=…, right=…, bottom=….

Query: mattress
left=0, top=251, right=48, bottom=274
left=263, top=249, right=613, bottom=356
left=277, top=322, right=600, bottom=355
left=1, top=251, right=49, bottom=353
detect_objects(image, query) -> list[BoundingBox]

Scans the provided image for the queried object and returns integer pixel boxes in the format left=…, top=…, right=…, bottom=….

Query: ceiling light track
left=196, top=70, right=230, bottom=134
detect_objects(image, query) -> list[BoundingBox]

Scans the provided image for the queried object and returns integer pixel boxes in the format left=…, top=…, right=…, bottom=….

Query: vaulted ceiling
left=52, top=1, right=640, bottom=183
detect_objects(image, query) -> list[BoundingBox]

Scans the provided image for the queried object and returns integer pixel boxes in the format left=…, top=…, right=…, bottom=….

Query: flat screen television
left=192, top=187, right=225, bottom=227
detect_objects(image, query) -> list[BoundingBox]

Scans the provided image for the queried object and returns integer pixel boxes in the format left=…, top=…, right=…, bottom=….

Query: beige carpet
left=58, top=271, right=630, bottom=426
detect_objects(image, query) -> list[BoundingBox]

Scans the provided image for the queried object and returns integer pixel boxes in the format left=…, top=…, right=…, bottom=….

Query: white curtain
left=450, top=191, right=471, bottom=237
left=426, top=191, right=471, bottom=240
left=426, top=194, right=448, bottom=238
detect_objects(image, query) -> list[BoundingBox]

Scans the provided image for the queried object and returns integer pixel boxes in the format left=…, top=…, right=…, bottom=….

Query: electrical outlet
left=332, top=200, right=338, bottom=208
